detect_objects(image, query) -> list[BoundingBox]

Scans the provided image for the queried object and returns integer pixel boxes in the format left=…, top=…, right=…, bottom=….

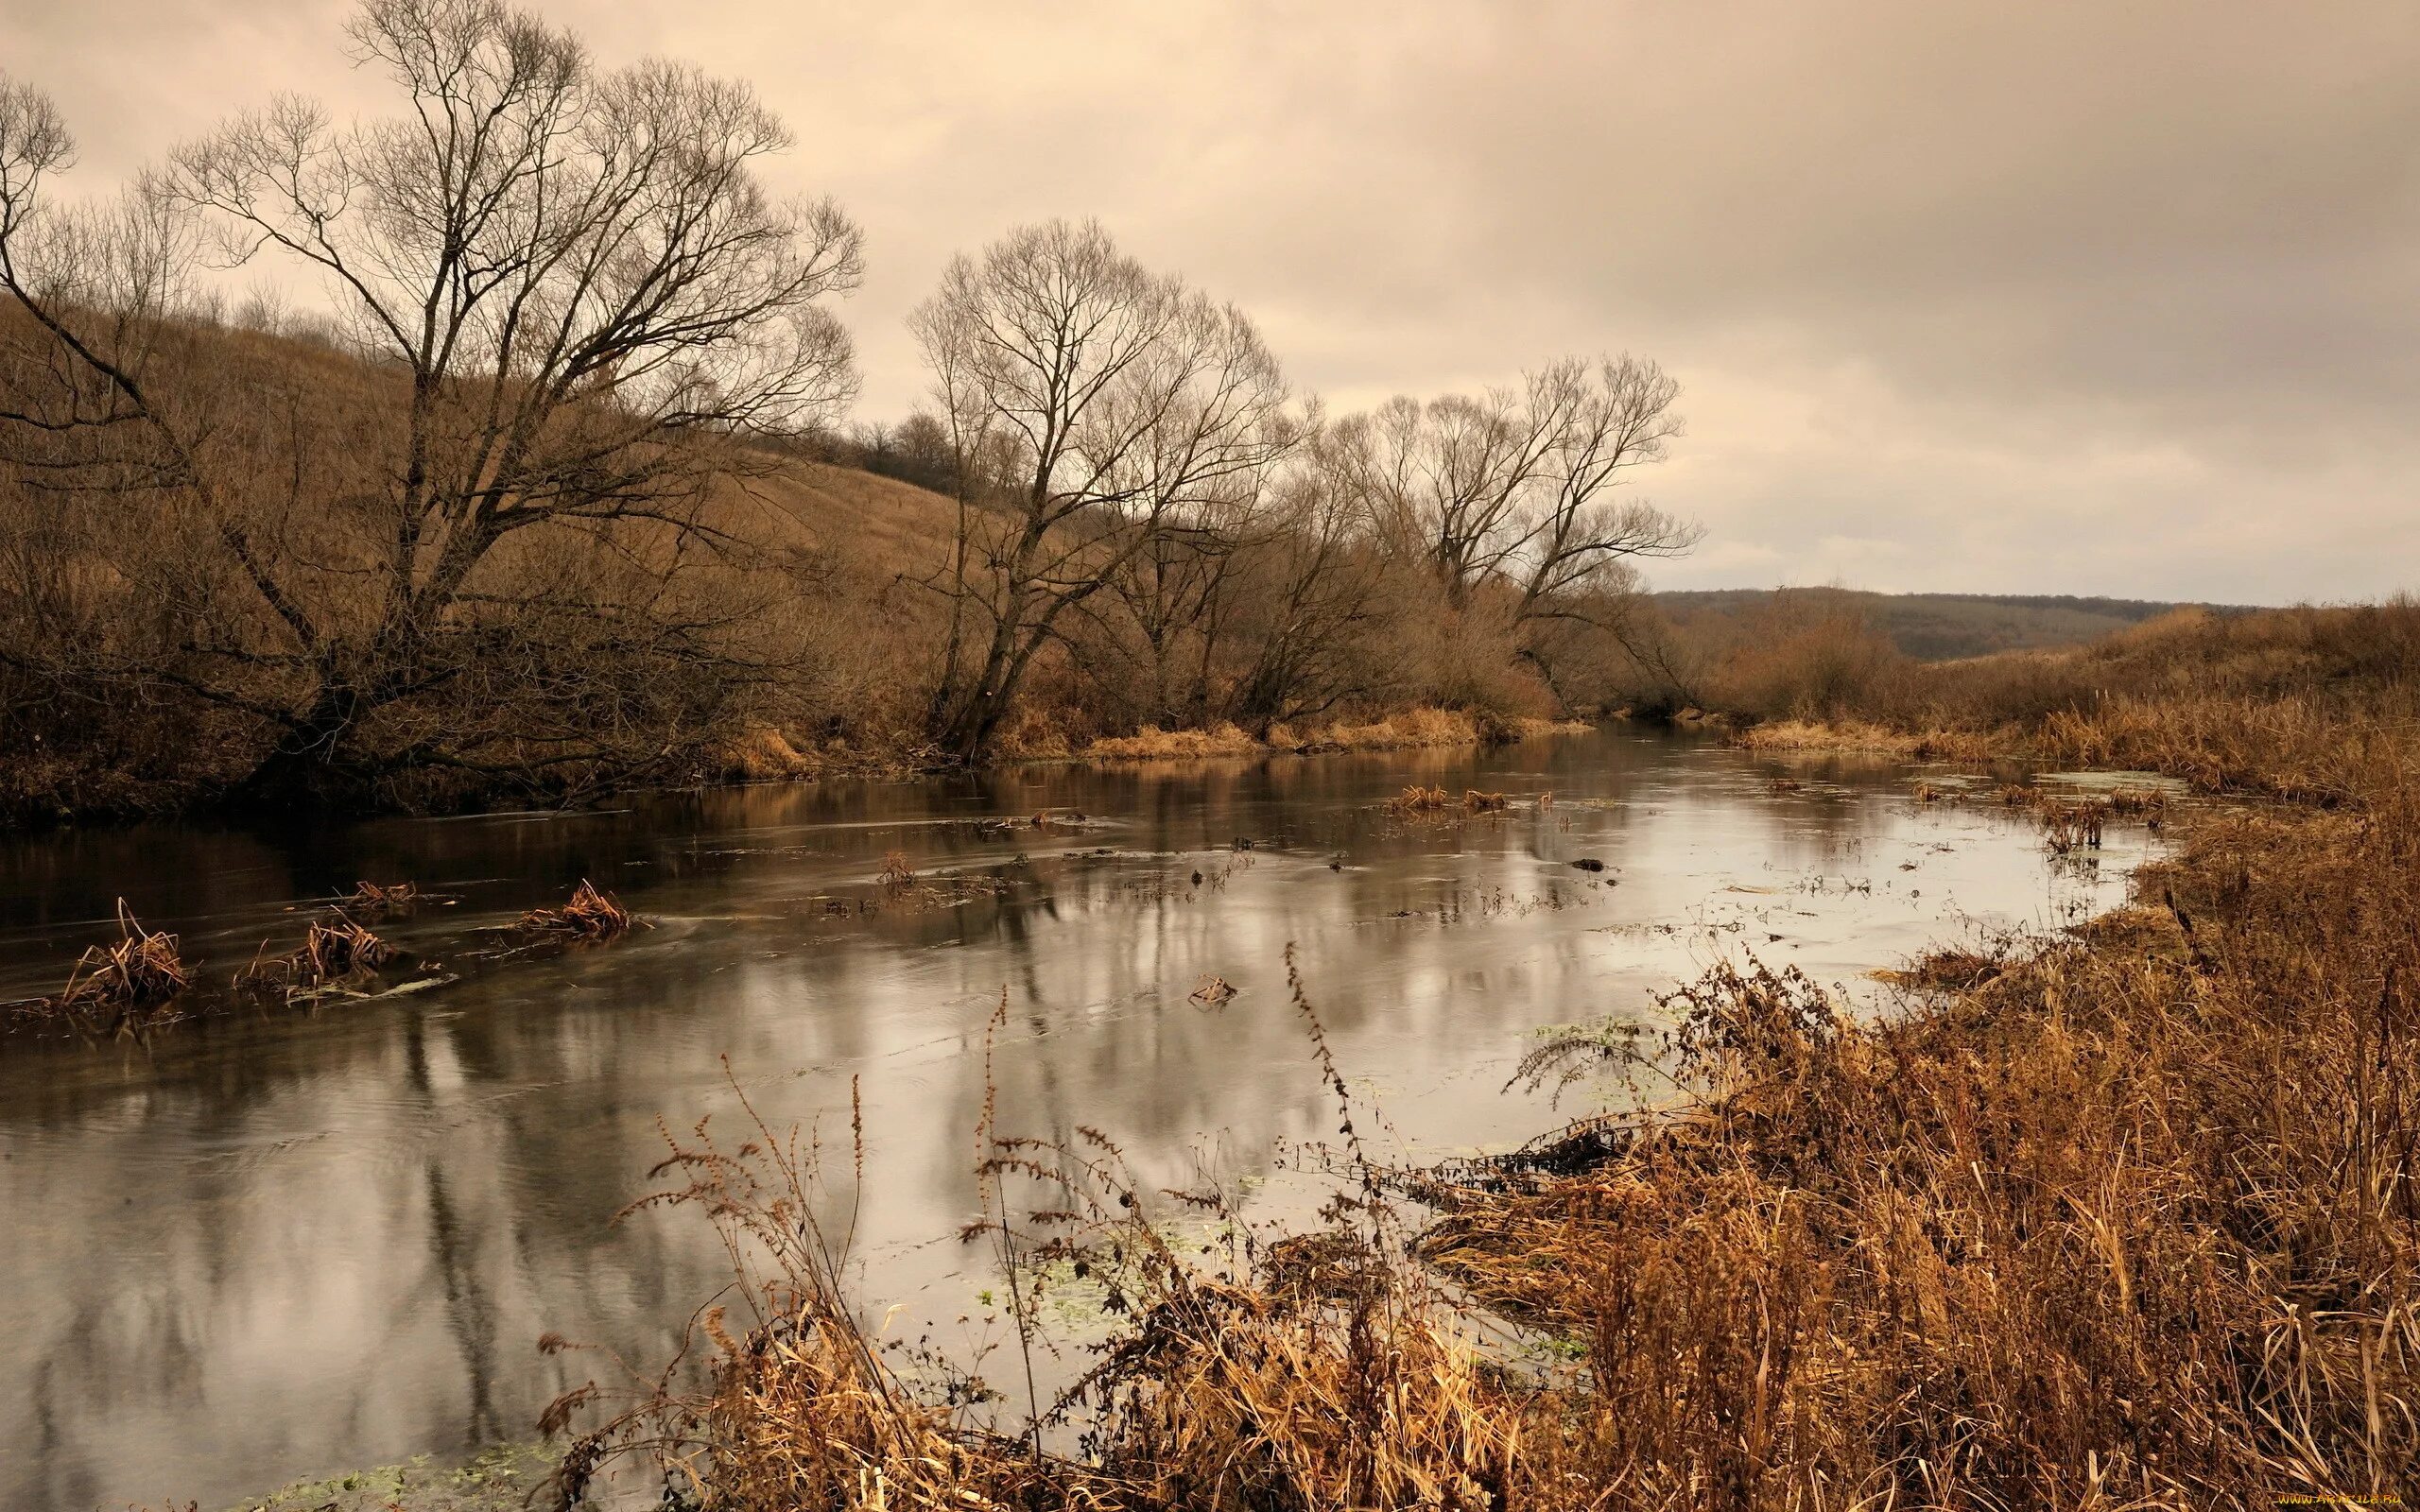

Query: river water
left=0, top=730, right=2159, bottom=1509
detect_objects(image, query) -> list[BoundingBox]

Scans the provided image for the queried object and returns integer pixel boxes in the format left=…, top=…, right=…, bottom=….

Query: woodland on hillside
left=0, top=0, right=1695, bottom=819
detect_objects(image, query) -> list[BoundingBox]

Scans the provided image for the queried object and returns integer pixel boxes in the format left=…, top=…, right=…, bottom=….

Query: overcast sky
left=9, top=0, right=2416, bottom=602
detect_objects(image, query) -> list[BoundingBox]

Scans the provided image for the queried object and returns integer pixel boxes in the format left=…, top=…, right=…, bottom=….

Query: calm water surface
left=0, top=730, right=2160, bottom=1508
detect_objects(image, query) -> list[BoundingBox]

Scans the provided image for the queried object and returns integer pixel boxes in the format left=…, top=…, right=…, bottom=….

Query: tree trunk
left=237, top=684, right=376, bottom=806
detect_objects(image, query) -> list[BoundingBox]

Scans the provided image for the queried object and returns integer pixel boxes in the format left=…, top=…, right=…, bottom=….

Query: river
left=0, top=729, right=2160, bottom=1509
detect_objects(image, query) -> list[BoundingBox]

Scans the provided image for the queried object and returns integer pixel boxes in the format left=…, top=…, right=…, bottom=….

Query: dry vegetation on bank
left=1696, top=593, right=2420, bottom=803
left=535, top=641, right=2419, bottom=1507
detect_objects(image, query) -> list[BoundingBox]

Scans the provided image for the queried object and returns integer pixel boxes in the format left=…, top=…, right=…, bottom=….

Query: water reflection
left=0, top=731, right=2152, bottom=1508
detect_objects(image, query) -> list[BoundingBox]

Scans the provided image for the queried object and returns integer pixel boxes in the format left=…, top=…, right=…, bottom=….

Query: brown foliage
left=1425, top=767, right=2420, bottom=1504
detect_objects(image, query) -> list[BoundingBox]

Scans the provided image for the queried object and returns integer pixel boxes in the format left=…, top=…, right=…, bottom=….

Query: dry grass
left=2037, top=799, right=2108, bottom=854
left=337, top=880, right=422, bottom=920
left=719, top=727, right=821, bottom=783
left=1084, top=722, right=1265, bottom=761
left=1379, top=784, right=1518, bottom=818
left=518, top=880, right=636, bottom=940
left=25, top=901, right=191, bottom=1026
left=1079, top=711, right=1591, bottom=765
left=1420, top=765, right=2420, bottom=1506
left=1722, top=600, right=2420, bottom=806
left=1734, top=718, right=1996, bottom=762
left=233, top=914, right=396, bottom=1000
left=553, top=977, right=1531, bottom=1512
left=860, top=849, right=1012, bottom=914
left=1870, top=945, right=2008, bottom=992
left=1385, top=783, right=1453, bottom=815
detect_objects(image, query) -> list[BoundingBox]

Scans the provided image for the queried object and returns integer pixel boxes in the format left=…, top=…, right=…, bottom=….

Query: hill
left=1654, top=588, right=2257, bottom=662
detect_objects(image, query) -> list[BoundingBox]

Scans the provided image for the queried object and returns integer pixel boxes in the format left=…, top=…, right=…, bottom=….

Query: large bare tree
left=0, top=0, right=861, bottom=799
left=912, top=218, right=1290, bottom=761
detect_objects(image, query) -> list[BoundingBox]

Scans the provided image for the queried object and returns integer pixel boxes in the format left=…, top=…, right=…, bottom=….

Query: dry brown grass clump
left=518, top=880, right=635, bottom=940
left=1734, top=718, right=1996, bottom=762
left=719, top=727, right=819, bottom=783
left=31, top=901, right=191, bottom=1024
left=1294, top=706, right=1487, bottom=751
left=337, top=880, right=421, bottom=920
left=234, top=914, right=395, bottom=1000
left=1871, top=945, right=2006, bottom=991
left=1381, top=782, right=1528, bottom=820
left=863, top=849, right=1011, bottom=914
left=1084, top=722, right=1264, bottom=761
left=1385, top=783, right=1453, bottom=815
left=2037, top=798, right=2107, bottom=853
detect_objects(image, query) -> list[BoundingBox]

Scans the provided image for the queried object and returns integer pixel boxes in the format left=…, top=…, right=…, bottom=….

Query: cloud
left=9, top=0, right=2414, bottom=602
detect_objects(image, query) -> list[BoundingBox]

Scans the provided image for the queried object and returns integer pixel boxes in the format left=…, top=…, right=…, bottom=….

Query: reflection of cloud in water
left=0, top=730, right=2158, bottom=1508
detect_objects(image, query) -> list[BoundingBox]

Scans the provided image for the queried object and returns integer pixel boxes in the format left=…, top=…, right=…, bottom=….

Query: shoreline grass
left=1080, top=709, right=1592, bottom=765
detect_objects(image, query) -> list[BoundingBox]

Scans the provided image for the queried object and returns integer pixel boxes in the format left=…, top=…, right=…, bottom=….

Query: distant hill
left=1653, top=588, right=2259, bottom=662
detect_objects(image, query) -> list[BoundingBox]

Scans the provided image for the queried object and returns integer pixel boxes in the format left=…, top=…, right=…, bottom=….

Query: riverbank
left=1706, top=599, right=2419, bottom=806
left=727, top=706, right=1592, bottom=776
left=7, top=705, right=1595, bottom=831
left=521, top=700, right=2412, bottom=1506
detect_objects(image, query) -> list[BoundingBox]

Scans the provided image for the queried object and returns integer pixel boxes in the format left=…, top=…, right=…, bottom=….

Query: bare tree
left=0, top=0, right=861, bottom=799
left=1512, top=354, right=1696, bottom=624
left=912, top=218, right=1289, bottom=761
left=1225, top=423, right=1390, bottom=730
left=1340, top=355, right=1689, bottom=613
left=1350, top=386, right=1557, bottom=606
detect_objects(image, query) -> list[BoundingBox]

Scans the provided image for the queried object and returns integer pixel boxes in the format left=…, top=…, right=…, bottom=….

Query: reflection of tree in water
left=404, top=1018, right=503, bottom=1451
